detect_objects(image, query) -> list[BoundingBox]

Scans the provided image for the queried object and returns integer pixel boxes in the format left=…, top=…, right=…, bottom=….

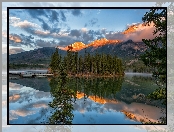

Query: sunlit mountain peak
left=57, top=38, right=121, bottom=51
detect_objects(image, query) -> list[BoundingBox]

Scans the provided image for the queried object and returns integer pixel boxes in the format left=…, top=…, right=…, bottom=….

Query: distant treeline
left=49, top=49, right=124, bottom=76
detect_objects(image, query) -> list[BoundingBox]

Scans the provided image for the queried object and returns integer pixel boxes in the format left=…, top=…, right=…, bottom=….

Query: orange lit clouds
left=9, top=34, right=22, bottom=43
left=9, top=94, right=20, bottom=102
left=122, top=22, right=156, bottom=42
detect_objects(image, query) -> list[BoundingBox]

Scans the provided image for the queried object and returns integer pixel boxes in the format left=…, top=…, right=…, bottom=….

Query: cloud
left=9, top=9, right=157, bottom=49
left=122, top=22, right=156, bottom=42
left=9, top=15, right=62, bottom=39
left=26, top=9, right=57, bottom=30
left=9, top=16, right=65, bottom=40
left=10, top=9, right=72, bottom=40
left=105, top=31, right=125, bottom=40
left=33, top=103, right=48, bottom=109
left=9, top=34, right=35, bottom=48
left=9, top=109, right=36, bottom=118
left=10, top=17, right=54, bottom=39
left=81, top=28, right=87, bottom=33
left=35, top=30, right=50, bottom=37
left=9, top=34, right=22, bottom=43
left=50, top=10, right=59, bottom=23
left=35, top=39, right=59, bottom=47
left=90, top=18, right=98, bottom=26
left=42, top=20, right=51, bottom=31
left=26, top=9, right=60, bottom=23
left=9, top=17, right=43, bottom=38
left=101, top=28, right=106, bottom=34
left=64, top=29, right=105, bottom=44
left=20, top=34, right=35, bottom=46
left=12, top=20, right=40, bottom=28
left=57, top=40, right=73, bottom=47
left=71, top=9, right=82, bottom=16
left=38, top=17, right=59, bottom=32
left=26, top=9, right=67, bottom=28
left=51, top=31, right=73, bottom=41
left=9, top=82, right=23, bottom=90
left=70, top=29, right=81, bottom=37
left=84, top=18, right=98, bottom=27
left=9, top=17, right=20, bottom=25
left=9, top=94, right=21, bottom=102
left=78, top=22, right=156, bottom=44
left=60, top=10, right=66, bottom=22
left=9, top=48, right=25, bottom=55
left=57, top=29, right=98, bottom=44
left=82, top=32, right=94, bottom=43
left=105, top=22, right=156, bottom=42
left=51, top=29, right=85, bottom=43
left=50, top=27, right=61, bottom=34
left=26, top=9, right=48, bottom=20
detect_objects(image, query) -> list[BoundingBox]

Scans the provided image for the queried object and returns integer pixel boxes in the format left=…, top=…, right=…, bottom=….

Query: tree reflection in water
left=68, top=77, right=124, bottom=101
left=48, top=65, right=76, bottom=124
left=48, top=63, right=124, bottom=124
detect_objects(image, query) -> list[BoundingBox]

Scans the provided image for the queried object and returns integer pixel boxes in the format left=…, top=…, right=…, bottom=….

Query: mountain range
left=9, top=39, right=148, bottom=69
left=57, top=38, right=121, bottom=51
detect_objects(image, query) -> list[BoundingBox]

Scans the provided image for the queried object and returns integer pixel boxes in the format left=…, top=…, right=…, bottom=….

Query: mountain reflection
left=48, top=77, right=123, bottom=124
left=9, top=73, right=165, bottom=124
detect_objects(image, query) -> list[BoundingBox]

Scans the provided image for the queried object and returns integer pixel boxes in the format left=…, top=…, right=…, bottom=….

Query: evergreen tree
left=49, top=48, right=61, bottom=75
left=50, top=46, right=125, bottom=76
left=140, top=8, right=167, bottom=124
left=74, top=52, right=78, bottom=74
left=78, top=55, right=83, bottom=74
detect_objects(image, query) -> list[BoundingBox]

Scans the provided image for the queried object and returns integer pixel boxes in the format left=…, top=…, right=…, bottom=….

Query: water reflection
left=69, top=77, right=123, bottom=101
left=48, top=76, right=75, bottom=124
left=8, top=73, right=166, bottom=124
left=48, top=77, right=123, bottom=124
left=9, top=78, right=50, bottom=92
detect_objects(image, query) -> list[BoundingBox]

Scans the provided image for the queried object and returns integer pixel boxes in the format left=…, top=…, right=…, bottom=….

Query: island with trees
left=49, top=48, right=125, bottom=78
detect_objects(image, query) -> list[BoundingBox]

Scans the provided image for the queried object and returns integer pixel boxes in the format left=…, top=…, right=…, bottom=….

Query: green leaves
left=141, top=8, right=167, bottom=85
left=141, top=8, right=167, bottom=124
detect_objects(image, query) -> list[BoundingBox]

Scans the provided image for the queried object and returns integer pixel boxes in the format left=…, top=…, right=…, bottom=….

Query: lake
left=8, top=72, right=166, bottom=124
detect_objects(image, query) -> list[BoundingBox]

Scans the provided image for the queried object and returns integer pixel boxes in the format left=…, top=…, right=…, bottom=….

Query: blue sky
left=7, top=8, right=154, bottom=54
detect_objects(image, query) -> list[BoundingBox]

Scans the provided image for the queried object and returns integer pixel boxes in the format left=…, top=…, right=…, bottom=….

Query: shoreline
left=52, top=73, right=125, bottom=78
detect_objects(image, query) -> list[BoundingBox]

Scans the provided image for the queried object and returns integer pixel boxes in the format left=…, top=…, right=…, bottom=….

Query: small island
left=49, top=48, right=125, bottom=78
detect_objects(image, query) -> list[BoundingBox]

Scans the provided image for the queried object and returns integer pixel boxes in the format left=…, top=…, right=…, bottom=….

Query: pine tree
left=74, top=52, right=78, bottom=74
left=49, top=48, right=61, bottom=75
left=78, top=55, right=83, bottom=74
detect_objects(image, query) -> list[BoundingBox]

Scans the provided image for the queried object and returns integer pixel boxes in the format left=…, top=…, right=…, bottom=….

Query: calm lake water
left=8, top=72, right=166, bottom=124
